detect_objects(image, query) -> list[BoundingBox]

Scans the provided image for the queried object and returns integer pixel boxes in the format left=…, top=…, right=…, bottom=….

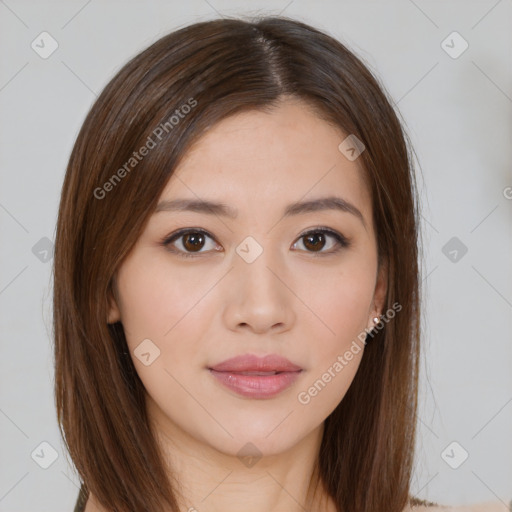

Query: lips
left=209, top=354, right=302, bottom=373
left=208, top=354, right=303, bottom=399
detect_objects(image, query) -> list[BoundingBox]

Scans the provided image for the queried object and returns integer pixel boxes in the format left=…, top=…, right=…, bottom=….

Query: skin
left=89, top=98, right=386, bottom=511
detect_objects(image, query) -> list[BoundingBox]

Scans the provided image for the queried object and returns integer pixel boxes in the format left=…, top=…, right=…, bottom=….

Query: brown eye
left=292, top=228, right=349, bottom=255
left=303, top=232, right=327, bottom=252
left=163, top=229, right=219, bottom=258
left=181, top=232, right=206, bottom=252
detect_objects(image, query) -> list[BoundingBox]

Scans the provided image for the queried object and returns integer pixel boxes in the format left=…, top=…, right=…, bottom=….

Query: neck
left=146, top=397, right=336, bottom=512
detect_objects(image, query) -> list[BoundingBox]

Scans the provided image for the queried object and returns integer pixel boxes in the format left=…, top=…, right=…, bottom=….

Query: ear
left=369, top=258, right=388, bottom=326
left=107, top=280, right=121, bottom=324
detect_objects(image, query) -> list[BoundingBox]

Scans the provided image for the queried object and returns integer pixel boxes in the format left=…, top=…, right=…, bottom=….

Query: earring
left=368, top=316, right=380, bottom=335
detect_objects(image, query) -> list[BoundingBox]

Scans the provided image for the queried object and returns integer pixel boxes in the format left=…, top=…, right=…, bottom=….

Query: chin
left=209, top=432, right=303, bottom=461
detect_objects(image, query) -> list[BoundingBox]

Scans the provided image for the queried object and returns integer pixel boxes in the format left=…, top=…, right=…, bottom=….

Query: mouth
left=207, top=354, right=303, bottom=399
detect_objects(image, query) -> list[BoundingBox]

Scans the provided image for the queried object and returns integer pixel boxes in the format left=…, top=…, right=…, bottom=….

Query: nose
left=222, top=248, right=296, bottom=335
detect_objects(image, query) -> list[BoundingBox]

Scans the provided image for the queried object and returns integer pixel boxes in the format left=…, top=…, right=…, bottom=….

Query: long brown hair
left=54, top=15, right=422, bottom=512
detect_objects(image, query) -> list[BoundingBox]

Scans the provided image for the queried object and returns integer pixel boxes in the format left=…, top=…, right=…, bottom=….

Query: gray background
left=1, top=1, right=511, bottom=510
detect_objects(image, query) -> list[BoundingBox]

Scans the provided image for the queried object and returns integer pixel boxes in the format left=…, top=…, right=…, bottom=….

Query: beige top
left=73, top=485, right=510, bottom=512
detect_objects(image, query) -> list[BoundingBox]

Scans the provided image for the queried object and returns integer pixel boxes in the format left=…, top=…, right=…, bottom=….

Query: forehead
left=161, top=100, right=371, bottom=222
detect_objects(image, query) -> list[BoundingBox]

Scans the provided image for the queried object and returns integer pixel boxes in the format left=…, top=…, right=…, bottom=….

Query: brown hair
left=54, top=15, right=422, bottom=512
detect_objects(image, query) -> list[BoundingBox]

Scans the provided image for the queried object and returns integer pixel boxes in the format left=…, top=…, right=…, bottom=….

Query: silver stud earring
left=367, top=315, right=382, bottom=340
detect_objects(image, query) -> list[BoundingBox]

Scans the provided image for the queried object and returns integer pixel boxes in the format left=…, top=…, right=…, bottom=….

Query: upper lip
left=208, top=354, right=302, bottom=373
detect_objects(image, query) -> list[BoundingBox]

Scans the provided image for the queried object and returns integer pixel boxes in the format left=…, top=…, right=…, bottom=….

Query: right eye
left=161, top=228, right=221, bottom=259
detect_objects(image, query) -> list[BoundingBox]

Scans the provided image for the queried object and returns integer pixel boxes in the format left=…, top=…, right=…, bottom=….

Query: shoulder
left=83, top=494, right=105, bottom=512
left=75, top=490, right=104, bottom=512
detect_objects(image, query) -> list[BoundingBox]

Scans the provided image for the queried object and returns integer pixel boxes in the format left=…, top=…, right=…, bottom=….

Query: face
left=108, top=99, right=387, bottom=459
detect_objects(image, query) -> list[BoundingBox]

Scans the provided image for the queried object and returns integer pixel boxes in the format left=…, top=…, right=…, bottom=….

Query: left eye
left=162, top=227, right=349, bottom=258
left=291, top=228, right=349, bottom=255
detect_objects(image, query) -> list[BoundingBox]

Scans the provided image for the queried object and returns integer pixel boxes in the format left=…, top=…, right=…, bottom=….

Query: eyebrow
left=155, top=196, right=366, bottom=228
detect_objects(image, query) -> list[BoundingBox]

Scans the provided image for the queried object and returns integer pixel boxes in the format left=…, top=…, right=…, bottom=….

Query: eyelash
left=160, top=227, right=350, bottom=259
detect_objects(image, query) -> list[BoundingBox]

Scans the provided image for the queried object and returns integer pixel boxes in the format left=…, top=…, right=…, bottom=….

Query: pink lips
left=208, top=354, right=303, bottom=399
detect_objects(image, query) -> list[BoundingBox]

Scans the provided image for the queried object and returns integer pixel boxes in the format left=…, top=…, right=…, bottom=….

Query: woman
left=54, top=15, right=503, bottom=512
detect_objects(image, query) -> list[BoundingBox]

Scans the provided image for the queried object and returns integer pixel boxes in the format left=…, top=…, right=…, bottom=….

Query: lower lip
left=209, top=369, right=302, bottom=399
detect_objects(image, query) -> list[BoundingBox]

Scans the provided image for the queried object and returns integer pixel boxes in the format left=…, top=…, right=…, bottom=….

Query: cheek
left=115, top=251, right=212, bottom=346
left=293, top=267, right=373, bottom=415
left=287, top=254, right=376, bottom=410
left=296, top=257, right=376, bottom=349
left=115, top=255, right=213, bottom=410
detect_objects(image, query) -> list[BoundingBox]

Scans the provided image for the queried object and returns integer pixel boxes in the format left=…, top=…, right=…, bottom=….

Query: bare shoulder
left=405, top=502, right=509, bottom=512
left=83, top=493, right=105, bottom=512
